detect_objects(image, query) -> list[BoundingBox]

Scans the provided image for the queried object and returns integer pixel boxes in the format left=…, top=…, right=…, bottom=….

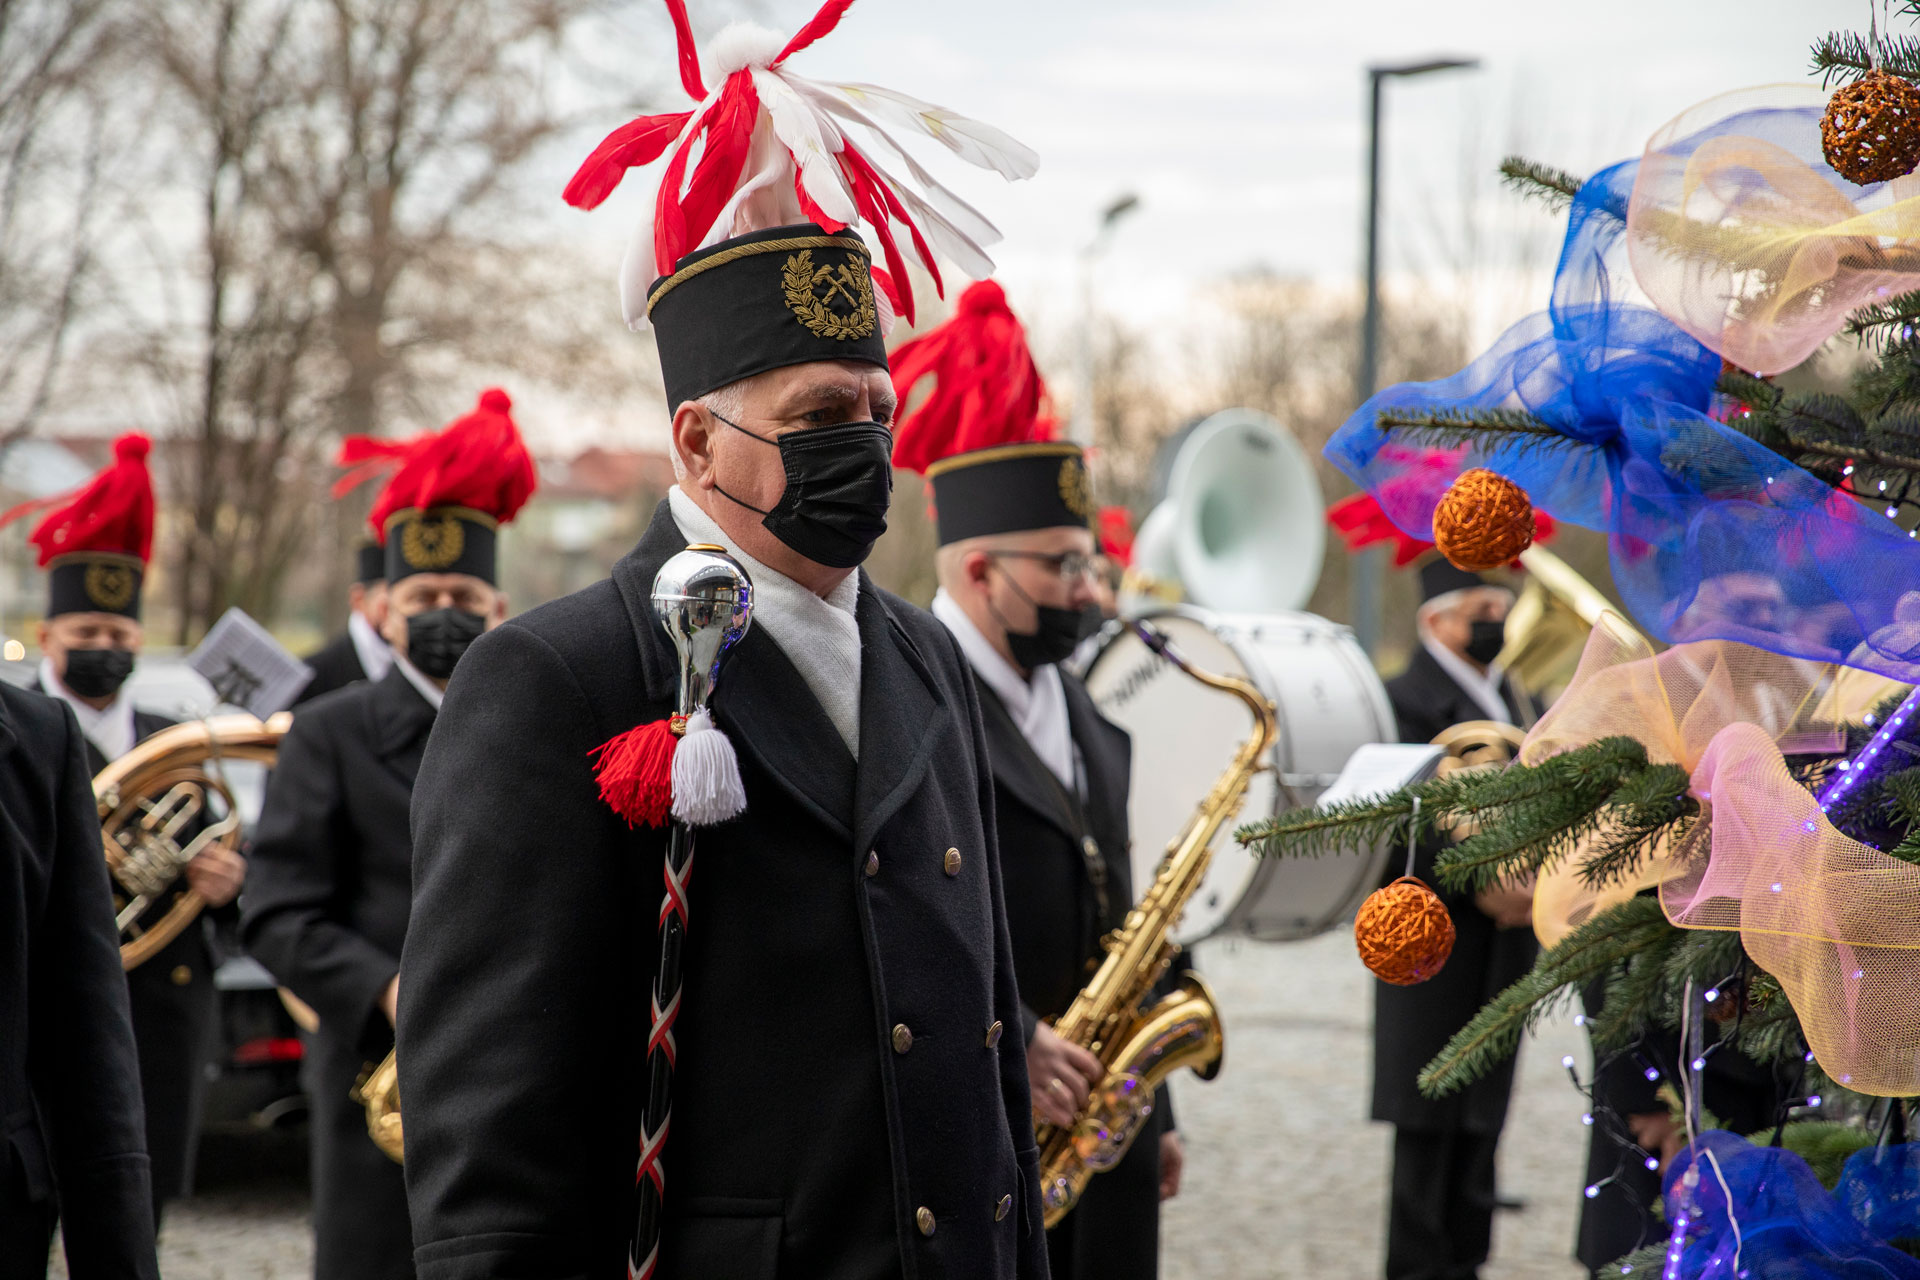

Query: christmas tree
left=1242, top=8, right=1920, bottom=1275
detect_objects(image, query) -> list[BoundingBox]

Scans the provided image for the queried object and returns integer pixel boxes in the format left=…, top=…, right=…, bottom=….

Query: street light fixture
left=1351, top=55, right=1479, bottom=658
left=1071, top=192, right=1143, bottom=446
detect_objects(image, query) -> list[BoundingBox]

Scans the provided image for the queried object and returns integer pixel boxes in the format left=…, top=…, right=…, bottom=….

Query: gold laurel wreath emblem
left=1058, top=458, right=1095, bottom=522
left=782, top=250, right=876, bottom=341
left=400, top=515, right=464, bottom=571
left=84, top=562, right=136, bottom=611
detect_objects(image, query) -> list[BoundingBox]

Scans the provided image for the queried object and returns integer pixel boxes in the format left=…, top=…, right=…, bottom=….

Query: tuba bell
left=96, top=711, right=289, bottom=969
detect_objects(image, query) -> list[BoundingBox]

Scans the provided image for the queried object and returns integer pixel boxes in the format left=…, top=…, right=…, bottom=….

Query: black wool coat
left=974, top=672, right=1170, bottom=1280
left=1372, top=645, right=1541, bottom=1133
left=399, top=501, right=1048, bottom=1280
left=37, top=684, right=220, bottom=1217
left=243, top=668, right=429, bottom=1280
left=296, top=630, right=370, bottom=706
left=0, top=683, right=158, bottom=1279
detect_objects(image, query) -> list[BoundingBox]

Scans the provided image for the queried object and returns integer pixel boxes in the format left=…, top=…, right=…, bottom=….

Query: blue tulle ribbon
left=1658, top=1132, right=1920, bottom=1279
left=1326, top=160, right=1920, bottom=681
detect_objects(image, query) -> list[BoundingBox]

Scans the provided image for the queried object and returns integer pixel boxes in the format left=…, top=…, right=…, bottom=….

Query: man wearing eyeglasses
left=926, top=440, right=1183, bottom=1280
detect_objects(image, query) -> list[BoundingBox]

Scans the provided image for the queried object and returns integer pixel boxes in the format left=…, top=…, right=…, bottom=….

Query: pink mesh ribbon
left=1520, top=619, right=1890, bottom=947
left=1627, top=85, right=1920, bottom=376
left=1673, top=722, right=1920, bottom=1096
left=1519, top=621, right=1920, bottom=1092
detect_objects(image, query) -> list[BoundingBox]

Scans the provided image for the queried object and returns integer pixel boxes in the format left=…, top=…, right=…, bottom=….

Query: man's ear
left=963, top=549, right=993, bottom=590
left=672, top=402, right=717, bottom=490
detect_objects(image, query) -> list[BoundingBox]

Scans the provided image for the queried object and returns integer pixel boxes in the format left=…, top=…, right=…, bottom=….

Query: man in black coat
left=296, top=541, right=391, bottom=705
left=399, top=226, right=1047, bottom=1280
left=31, top=435, right=247, bottom=1228
left=1375, top=558, right=1541, bottom=1280
left=925, top=440, right=1182, bottom=1280
left=245, top=390, right=528, bottom=1280
left=0, top=681, right=160, bottom=1279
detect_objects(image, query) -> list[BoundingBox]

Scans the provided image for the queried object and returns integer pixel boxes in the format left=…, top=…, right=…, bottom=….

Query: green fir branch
left=1590, top=922, right=1690, bottom=1053
left=1714, top=367, right=1783, bottom=412
left=1418, top=897, right=1674, bottom=1098
left=1812, top=30, right=1920, bottom=85
left=1374, top=406, right=1583, bottom=461
left=1499, top=155, right=1583, bottom=212
left=1234, top=791, right=1419, bottom=860
left=1577, top=767, right=1697, bottom=889
left=1845, top=289, right=1920, bottom=346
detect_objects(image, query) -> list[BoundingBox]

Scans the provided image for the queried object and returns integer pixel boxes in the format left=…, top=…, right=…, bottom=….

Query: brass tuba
left=96, top=711, right=288, bottom=969
left=1035, top=620, right=1277, bottom=1226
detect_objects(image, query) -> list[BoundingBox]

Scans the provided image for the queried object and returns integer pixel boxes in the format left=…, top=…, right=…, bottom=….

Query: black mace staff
left=631, top=544, right=753, bottom=1280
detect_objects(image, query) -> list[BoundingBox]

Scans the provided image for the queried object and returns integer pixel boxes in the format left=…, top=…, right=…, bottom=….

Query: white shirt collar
left=1420, top=634, right=1513, bottom=725
left=40, top=656, right=138, bottom=760
left=348, top=608, right=394, bottom=682
left=393, top=655, right=445, bottom=710
left=667, top=486, right=864, bottom=755
left=932, top=588, right=1077, bottom=788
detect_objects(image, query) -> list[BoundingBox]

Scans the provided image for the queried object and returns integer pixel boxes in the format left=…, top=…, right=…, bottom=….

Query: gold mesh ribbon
left=1627, top=84, right=1920, bottom=376
left=1522, top=619, right=1918, bottom=1093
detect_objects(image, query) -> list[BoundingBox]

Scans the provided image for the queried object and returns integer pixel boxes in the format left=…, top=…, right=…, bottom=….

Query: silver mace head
left=652, top=543, right=754, bottom=716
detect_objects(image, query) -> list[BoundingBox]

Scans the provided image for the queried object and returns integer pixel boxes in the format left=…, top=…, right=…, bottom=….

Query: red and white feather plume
left=563, top=0, right=1037, bottom=332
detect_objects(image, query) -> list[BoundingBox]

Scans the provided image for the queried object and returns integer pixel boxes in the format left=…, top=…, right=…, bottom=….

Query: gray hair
left=671, top=382, right=750, bottom=481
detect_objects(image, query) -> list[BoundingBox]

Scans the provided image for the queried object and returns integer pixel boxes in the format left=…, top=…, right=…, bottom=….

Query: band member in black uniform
left=243, top=389, right=530, bottom=1280
left=926, top=439, right=1185, bottom=1280
left=18, top=433, right=246, bottom=1230
left=1375, top=558, right=1540, bottom=1280
left=296, top=541, right=392, bottom=705
left=1, top=679, right=159, bottom=1278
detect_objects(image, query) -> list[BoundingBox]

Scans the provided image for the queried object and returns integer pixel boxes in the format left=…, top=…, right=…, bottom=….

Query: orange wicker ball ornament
left=1354, top=876, right=1456, bottom=986
left=1432, top=468, right=1536, bottom=572
left=1822, top=70, right=1920, bottom=186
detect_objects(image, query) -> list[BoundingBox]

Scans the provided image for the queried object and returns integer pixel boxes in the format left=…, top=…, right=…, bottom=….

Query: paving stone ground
left=56, top=930, right=1596, bottom=1280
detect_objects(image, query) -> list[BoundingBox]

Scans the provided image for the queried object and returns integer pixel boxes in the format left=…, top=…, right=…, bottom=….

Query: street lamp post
left=1351, top=56, right=1478, bottom=659
left=1071, top=193, right=1142, bottom=448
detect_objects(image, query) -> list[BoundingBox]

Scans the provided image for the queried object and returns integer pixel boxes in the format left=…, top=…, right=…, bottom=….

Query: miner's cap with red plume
left=367, top=388, right=538, bottom=585
left=0, top=432, right=157, bottom=619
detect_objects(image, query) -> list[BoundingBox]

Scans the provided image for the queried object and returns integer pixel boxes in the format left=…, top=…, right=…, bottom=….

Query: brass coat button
left=892, top=1024, right=913, bottom=1054
left=995, top=1193, right=1013, bottom=1221
left=916, top=1206, right=936, bottom=1237
left=170, top=965, right=192, bottom=986
left=865, top=850, right=880, bottom=877
left=943, top=847, right=962, bottom=876
left=985, top=1020, right=1004, bottom=1048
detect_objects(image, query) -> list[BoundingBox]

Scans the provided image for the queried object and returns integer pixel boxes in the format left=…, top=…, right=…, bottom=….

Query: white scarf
left=1420, top=634, right=1513, bottom=725
left=394, top=655, right=445, bottom=710
left=932, top=588, right=1078, bottom=791
left=667, top=486, right=863, bottom=757
left=40, top=656, right=137, bottom=761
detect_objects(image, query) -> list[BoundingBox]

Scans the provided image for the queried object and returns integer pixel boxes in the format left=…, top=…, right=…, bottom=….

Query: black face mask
left=709, top=412, right=893, bottom=569
left=405, top=607, right=487, bottom=681
left=1465, top=618, right=1507, bottom=667
left=993, top=569, right=1101, bottom=670
left=63, top=646, right=136, bottom=699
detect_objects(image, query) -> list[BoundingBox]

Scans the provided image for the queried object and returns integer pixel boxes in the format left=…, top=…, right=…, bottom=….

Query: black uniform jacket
left=0, top=682, right=158, bottom=1277
left=976, top=670, right=1172, bottom=1280
left=399, top=501, right=1047, bottom=1280
left=1373, top=645, right=1541, bottom=1133
left=37, top=684, right=218, bottom=1212
left=296, top=629, right=370, bottom=706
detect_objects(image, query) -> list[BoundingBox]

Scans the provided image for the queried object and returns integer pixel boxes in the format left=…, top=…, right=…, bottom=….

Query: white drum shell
left=1082, top=608, right=1396, bottom=944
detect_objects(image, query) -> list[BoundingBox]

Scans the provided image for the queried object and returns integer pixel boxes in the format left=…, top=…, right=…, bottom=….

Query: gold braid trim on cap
left=378, top=505, right=501, bottom=536
left=647, top=234, right=871, bottom=315
left=922, top=441, right=1085, bottom=479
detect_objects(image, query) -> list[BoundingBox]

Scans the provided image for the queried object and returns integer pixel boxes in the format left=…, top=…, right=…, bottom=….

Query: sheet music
left=187, top=607, right=312, bottom=718
left=1315, top=743, right=1446, bottom=810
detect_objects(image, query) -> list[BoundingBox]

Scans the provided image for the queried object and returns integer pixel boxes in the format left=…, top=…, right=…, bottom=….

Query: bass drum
left=1082, top=607, right=1396, bottom=944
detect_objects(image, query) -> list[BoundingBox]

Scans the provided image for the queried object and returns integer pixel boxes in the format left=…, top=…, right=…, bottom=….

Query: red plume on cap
left=889, top=280, right=1050, bottom=473
left=1097, top=507, right=1135, bottom=568
left=366, top=389, right=538, bottom=540
left=563, top=0, right=1036, bottom=330
left=0, top=433, right=155, bottom=567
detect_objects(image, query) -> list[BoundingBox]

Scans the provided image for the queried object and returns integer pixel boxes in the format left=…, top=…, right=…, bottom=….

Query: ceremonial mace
left=629, top=544, right=753, bottom=1280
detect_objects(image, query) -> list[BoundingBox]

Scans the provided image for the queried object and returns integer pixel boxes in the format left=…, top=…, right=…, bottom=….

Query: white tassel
left=670, top=709, right=747, bottom=826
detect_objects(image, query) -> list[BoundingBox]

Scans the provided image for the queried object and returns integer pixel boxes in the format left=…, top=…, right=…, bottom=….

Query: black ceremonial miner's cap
left=926, top=442, right=1097, bottom=546
left=355, top=540, right=386, bottom=585
left=647, top=223, right=891, bottom=411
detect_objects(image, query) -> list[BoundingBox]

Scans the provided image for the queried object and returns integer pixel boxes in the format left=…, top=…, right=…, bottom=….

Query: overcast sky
left=558, top=0, right=1853, bottom=346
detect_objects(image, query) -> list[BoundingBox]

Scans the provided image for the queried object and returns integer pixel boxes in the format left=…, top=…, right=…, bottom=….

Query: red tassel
left=889, top=280, right=1048, bottom=474
left=592, top=719, right=682, bottom=829
left=4, top=432, right=155, bottom=567
left=365, top=388, right=538, bottom=541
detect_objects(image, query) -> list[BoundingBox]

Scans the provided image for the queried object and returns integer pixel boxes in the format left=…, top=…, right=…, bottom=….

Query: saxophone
left=1035, top=620, right=1277, bottom=1226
